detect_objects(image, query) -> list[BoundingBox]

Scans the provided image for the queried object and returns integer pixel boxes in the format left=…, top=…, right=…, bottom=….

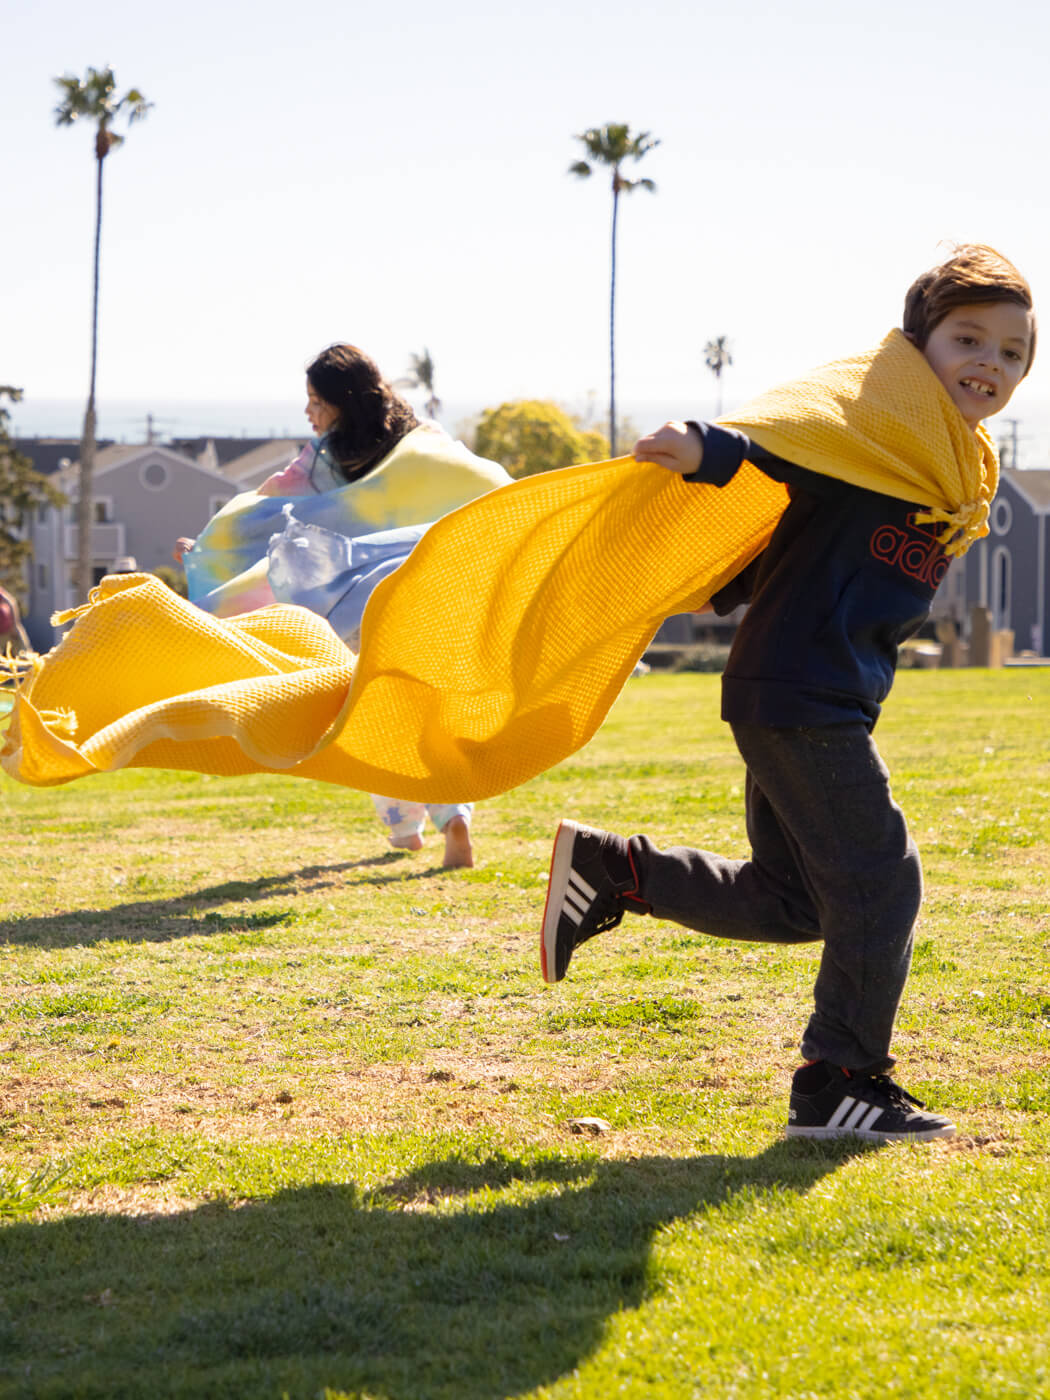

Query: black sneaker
left=786, top=1061, right=956, bottom=1142
left=540, top=820, right=648, bottom=983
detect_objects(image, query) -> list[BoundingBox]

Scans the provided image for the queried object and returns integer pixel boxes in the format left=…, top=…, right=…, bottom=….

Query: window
left=140, top=460, right=169, bottom=490
left=992, top=547, right=1011, bottom=630
left=93, top=498, right=114, bottom=523
left=37, top=562, right=48, bottom=589
left=991, top=498, right=1013, bottom=536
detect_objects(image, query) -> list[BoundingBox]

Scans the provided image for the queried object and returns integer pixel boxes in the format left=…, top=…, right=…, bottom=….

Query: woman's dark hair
left=306, top=344, right=419, bottom=481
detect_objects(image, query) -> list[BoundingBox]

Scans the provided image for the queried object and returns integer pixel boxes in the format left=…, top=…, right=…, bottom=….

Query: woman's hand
left=633, top=421, right=703, bottom=475
left=173, top=537, right=196, bottom=563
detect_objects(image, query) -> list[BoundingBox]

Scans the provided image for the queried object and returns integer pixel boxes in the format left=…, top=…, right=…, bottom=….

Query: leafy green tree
left=54, top=64, right=152, bottom=603
left=150, top=565, right=188, bottom=598
left=704, top=335, right=733, bottom=417
left=396, top=348, right=442, bottom=419
left=0, top=388, right=67, bottom=605
left=569, top=123, right=659, bottom=456
left=474, top=400, right=610, bottom=479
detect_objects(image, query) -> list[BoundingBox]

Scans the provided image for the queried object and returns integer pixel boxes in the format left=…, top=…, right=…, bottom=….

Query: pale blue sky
left=5, top=0, right=1050, bottom=456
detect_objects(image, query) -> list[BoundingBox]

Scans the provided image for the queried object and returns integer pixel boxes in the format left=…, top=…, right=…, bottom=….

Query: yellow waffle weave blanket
left=1, top=331, right=998, bottom=799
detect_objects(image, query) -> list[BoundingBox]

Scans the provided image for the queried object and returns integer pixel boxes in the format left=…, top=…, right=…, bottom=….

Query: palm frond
left=703, top=336, right=733, bottom=375
left=52, top=66, right=151, bottom=134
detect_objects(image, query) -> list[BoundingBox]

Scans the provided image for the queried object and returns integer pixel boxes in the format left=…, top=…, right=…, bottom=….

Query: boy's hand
left=633, top=421, right=702, bottom=475
left=173, top=537, right=196, bottom=564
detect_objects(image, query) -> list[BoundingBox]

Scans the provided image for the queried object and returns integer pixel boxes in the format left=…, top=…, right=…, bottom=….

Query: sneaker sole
left=540, top=819, right=581, bottom=984
left=785, top=1122, right=956, bottom=1142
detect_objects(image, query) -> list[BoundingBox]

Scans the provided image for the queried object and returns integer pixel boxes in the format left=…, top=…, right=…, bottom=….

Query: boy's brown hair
left=903, top=243, right=1036, bottom=374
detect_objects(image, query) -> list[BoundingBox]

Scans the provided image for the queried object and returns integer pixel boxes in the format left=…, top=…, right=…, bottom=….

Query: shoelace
left=859, top=1073, right=925, bottom=1111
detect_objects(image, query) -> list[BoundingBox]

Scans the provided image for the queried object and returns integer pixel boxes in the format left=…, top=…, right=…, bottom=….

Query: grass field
left=1, top=669, right=1048, bottom=1399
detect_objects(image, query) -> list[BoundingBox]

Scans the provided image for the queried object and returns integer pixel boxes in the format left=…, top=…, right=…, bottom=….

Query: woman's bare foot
left=442, top=816, right=474, bottom=868
left=390, top=832, right=424, bottom=852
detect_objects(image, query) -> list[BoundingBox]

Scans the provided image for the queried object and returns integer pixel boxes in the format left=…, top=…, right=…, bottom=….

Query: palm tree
left=54, top=65, right=151, bottom=603
left=703, top=336, right=733, bottom=417
left=569, top=123, right=659, bottom=456
left=396, top=347, right=442, bottom=419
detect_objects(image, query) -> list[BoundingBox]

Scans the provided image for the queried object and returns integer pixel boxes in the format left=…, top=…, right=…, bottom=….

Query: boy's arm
left=633, top=420, right=751, bottom=487
left=635, top=421, right=765, bottom=612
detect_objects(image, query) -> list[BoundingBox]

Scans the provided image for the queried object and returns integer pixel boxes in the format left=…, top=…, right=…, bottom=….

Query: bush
left=151, top=566, right=188, bottom=598
left=473, top=400, right=609, bottom=479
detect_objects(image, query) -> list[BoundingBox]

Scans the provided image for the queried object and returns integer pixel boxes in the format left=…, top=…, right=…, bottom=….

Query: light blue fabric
left=183, top=424, right=511, bottom=622
left=266, top=512, right=429, bottom=651
left=179, top=423, right=507, bottom=845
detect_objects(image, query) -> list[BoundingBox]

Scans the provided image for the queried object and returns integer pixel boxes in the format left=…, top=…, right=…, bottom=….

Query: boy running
left=541, top=244, right=1036, bottom=1142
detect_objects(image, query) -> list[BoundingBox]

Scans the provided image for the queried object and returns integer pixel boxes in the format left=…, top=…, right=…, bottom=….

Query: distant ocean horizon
left=8, top=395, right=706, bottom=444
left=11, top=395, right=1050, bottom=469
left=10, top=398, right=349, bottom=443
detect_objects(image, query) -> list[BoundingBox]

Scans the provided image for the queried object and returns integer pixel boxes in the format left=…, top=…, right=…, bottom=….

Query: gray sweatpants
left=628, top=722, right=922, bottom=1071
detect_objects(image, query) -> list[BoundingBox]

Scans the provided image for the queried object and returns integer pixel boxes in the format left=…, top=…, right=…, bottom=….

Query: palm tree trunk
left=77, top=148, right=104, bottom=603
left=608, top=183, right=619, bottom=457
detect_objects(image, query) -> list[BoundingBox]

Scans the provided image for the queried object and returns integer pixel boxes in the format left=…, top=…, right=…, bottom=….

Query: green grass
left=1, top=669, right=1049, bottom=1398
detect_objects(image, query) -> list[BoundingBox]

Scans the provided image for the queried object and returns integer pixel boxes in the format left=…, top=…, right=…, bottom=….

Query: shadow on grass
left=0, top=1142, right=873, bottom=1399
left=0, top=853, right=452, bottom=950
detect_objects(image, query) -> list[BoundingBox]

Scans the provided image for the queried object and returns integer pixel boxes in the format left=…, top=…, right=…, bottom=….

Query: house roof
left=53, top=442, right=233, bottom=490
left=15, top=438, right=114, bottom=475
left=96, top=444, right=157, bottom=470
left=1003, top=468, right=1050, bottom=511
left=222, top=439, right=305, bottom=481
left=171, top=436, right=288, bottom=468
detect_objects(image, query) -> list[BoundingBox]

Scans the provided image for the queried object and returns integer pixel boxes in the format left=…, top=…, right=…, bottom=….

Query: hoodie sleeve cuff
left=682, top=422, right=751, bottom=487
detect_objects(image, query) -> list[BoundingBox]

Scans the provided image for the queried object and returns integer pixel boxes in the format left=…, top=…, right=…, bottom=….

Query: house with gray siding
left=23, top=443, right=235, bottom=651
left=949, top=469, right=1050, bottom=655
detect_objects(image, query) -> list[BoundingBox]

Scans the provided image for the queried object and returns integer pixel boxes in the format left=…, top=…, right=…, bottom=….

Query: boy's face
left=920, top=301, right=1033, bottom=429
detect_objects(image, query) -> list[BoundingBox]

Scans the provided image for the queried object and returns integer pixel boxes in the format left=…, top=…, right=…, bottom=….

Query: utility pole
left=138, top=413, right=176, bottom=444
left=998, top=418, right=1020, bottom=469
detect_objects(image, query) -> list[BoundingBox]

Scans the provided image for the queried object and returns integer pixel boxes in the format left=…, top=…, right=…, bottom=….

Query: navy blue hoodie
left=688, top=422, right=950, bottom=729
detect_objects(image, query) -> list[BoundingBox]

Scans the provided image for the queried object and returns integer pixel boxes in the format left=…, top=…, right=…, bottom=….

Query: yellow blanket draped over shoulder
left=1, top=331, right=998, bottom=799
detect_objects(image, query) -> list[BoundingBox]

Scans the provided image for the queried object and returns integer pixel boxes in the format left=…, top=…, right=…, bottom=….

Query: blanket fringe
left=0, top=646, right=79, bottom=743
left=913, top=498, right=990, bottom=556
left=52, top=590, right=101, bottom=626
left=1, top=645, right=38, bottom=686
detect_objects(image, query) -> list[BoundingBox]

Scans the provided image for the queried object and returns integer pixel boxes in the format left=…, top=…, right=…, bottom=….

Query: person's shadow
left=0, top=1142, right=872, bottom=1397
left=0, top=854, right=444, bottom=949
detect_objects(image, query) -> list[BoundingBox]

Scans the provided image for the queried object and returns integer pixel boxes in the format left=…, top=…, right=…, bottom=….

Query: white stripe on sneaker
left=568, top=870, right=597, bottom=902
left=826, top=1096, right=857, bottom=1129
left=843, top=1100, right=874, bottom=1131
left=857, top=1104, right=883, bottom=1132
left=561, top=872, right=597, bottom=926
left=824, top=1095, right=884, bottom=1135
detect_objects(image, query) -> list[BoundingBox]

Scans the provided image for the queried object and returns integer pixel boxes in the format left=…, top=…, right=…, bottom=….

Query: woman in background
left=175, top=344, right=511, bottom=867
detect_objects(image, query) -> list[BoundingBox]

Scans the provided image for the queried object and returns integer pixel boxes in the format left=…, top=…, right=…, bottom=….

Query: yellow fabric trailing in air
left=0, top=330, right=997, bottom=799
